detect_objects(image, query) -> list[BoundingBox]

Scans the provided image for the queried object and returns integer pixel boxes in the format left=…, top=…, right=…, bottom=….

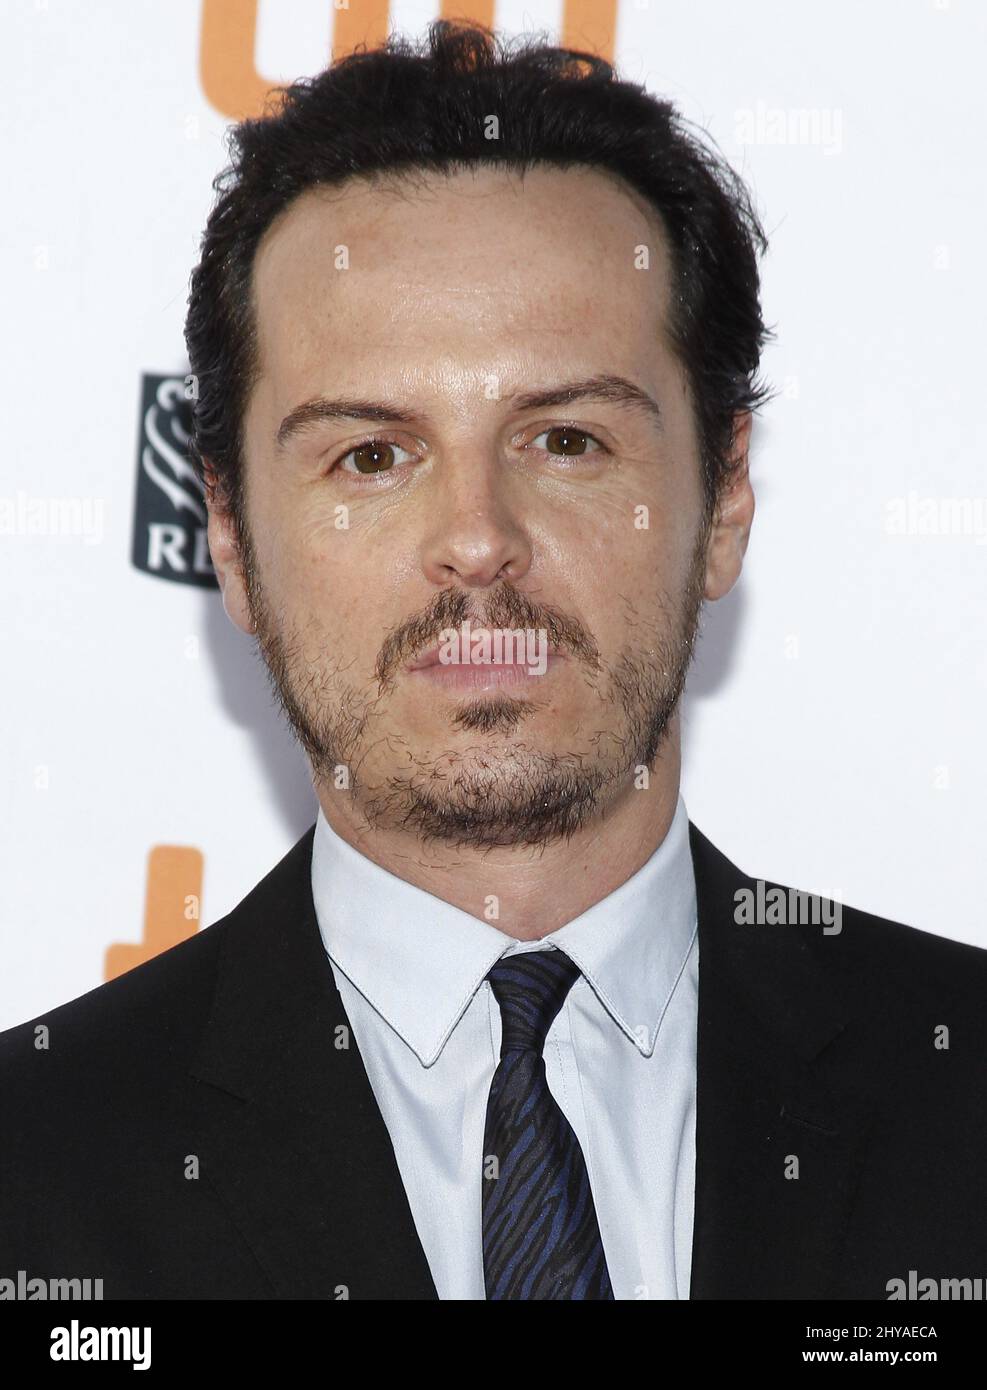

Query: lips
left=404, top=632, right=560, bottom=672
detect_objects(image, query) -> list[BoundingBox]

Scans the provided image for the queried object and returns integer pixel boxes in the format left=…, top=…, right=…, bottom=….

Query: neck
left=315, top=721, right=683, bottom=941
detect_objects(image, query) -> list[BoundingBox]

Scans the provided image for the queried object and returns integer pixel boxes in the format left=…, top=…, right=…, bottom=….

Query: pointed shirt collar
left=311, top=795, right=698, bottom=1067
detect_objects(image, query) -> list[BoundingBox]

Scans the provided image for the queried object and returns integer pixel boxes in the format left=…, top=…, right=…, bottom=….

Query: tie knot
left=486, top=949, right=581, bottom=1056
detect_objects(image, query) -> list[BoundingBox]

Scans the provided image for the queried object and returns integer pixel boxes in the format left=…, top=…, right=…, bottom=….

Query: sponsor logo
left=131, top=372, right=216, bottom=587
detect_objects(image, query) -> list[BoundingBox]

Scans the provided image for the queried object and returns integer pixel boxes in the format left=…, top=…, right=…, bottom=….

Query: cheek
left=286, top=531, right=407, bottom=666
left=554, top=500, right=692, bottom=602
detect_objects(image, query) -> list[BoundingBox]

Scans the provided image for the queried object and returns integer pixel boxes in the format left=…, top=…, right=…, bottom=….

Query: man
left=2, top=20, right=985, bottom=1302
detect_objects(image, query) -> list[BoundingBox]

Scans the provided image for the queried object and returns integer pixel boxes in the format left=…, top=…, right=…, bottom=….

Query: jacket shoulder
left=689, top=819, right=987, bottom=1009
left=0, top=822, right=317, bottom=1100
left=0, top=913, right=227, bottom=1105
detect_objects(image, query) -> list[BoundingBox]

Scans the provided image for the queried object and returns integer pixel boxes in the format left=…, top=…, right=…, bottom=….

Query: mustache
left=375, top=582, right=601, bottom=688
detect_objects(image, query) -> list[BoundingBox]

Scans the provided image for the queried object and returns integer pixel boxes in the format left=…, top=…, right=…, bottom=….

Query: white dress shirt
left=310, top=793, right=699, bottom=1300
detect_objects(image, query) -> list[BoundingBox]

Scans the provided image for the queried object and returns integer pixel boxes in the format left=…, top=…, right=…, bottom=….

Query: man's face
left=209, top=164, right=749, bottom=849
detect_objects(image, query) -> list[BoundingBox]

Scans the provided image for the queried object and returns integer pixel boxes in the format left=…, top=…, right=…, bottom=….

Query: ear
left=202, top=459, right=256, bottom=635
left=703, top=411, right=755, bottom=601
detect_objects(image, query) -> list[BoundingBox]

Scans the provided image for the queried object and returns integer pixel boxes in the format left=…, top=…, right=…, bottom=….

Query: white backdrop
left=2, top=0, right=985, bottom=1031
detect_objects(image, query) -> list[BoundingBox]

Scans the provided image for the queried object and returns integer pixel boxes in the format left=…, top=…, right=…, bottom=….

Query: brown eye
left=338, top=440, right=415, bottom=475
left=530, top=426, right=604, bottom=457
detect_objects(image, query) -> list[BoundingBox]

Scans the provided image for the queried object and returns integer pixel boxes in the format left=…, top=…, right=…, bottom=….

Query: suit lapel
left=186, top=825, right=438, bottom=1300
left=687, top=823, right=874, bottom=1298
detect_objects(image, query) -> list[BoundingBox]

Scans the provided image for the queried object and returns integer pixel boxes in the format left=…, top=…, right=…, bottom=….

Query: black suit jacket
left=2, top=822, right=986, bottom=1300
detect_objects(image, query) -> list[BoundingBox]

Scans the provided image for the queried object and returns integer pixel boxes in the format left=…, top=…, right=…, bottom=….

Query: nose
left=420, top=459, right=533, bottom=590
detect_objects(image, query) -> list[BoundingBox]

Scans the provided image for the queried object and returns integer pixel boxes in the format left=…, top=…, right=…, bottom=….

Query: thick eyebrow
left=511, top=375, right=663, bottom=431
left=275, top=373, right=663, bottom=450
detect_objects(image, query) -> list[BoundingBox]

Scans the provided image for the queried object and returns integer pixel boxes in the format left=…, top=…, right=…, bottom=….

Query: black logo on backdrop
left=132, top=372, right=217, bottom=587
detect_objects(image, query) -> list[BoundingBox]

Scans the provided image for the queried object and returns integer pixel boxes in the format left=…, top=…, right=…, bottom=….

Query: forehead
left=248, top=163, right=676, bottom=401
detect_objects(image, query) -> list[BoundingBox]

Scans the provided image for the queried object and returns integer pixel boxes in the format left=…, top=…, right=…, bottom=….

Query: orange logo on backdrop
left=105, top=847, right=203, bottom=981
left=200, top=0, right=617, bottom=120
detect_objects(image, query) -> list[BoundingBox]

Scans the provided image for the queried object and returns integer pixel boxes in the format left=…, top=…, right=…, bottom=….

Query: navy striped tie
left=481, top=949, right=615, bottom=1299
